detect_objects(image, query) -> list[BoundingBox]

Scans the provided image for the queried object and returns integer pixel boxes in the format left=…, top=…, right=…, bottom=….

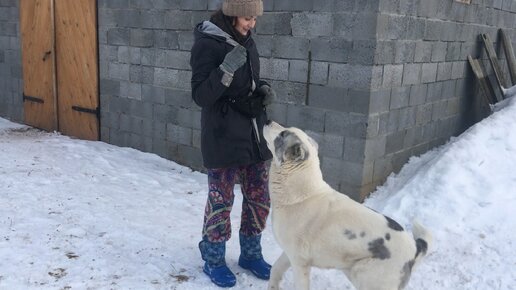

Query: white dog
left=263, top=121, right=432, bottom=290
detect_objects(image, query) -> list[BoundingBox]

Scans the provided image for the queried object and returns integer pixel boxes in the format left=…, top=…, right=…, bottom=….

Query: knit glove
left=256, top=84, right=276, bottom=106
left=219, top=45, right=247, bottom=75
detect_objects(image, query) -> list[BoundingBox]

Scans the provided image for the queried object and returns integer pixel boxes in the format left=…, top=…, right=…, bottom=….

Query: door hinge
left=72, top=106, right=100, bottom=119
left=23, top=93, right=44, bottom=103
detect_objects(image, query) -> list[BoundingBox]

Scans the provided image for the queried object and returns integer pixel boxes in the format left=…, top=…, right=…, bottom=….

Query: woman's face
left=234, top=16, right=257, bottom=36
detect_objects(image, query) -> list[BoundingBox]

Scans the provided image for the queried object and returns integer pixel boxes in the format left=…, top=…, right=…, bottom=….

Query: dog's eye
left=279, top=130, right=287, bottom=137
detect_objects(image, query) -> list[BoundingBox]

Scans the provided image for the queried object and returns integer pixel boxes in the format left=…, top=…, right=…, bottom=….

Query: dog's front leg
left=268, top=252, right=291, bottom=290
left=292, top=263, right=311, bottom=290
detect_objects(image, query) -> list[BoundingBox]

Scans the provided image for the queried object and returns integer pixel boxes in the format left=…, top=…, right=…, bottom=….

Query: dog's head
left=263, top=121, right=319, bottom=168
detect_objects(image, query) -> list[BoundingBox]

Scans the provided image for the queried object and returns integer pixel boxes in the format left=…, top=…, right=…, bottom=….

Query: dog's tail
left=411, top=220, right=432, bottom=266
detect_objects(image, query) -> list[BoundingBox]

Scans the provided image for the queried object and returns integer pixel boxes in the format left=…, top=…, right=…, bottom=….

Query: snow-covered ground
left=1, top=97, right=515, bottom=290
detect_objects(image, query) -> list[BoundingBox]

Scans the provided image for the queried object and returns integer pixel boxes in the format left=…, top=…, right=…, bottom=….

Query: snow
left=1, top=96, right=516, bottom=290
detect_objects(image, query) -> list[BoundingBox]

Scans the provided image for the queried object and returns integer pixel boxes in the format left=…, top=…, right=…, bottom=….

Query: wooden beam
left=480, top=33, right=506, bottom=98
left=468, top=55, right=498, bottom=105
left=500, top=29, right=516, bottom=86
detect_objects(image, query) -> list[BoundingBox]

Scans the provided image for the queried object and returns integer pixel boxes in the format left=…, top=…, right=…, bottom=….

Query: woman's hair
left=210, top=9, right=247, bottom=44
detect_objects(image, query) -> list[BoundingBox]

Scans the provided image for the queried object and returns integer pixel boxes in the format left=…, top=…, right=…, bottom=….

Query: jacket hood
left=194, top=21, right=239, bottom=47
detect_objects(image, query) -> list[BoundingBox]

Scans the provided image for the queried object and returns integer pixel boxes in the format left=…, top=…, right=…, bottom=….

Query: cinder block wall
left=359, top=0, right=516, bottom=198
left=0, top=0, right=22, bottom=122
left=97, top=0, right=515, bottom=200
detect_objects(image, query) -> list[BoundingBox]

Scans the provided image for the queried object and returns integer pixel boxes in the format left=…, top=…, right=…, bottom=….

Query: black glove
left=255, top=84, right=276, bottom=106
left=220, top=45, right=247, bottom=75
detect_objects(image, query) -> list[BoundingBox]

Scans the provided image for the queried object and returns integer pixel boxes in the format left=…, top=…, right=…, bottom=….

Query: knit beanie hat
left=222, top=0, right=263, bottom=17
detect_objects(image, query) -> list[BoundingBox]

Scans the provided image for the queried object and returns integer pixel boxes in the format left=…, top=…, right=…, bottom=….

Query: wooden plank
left=20, top=0, right=57, bottom=131
left=468, top=55, right=498, bottom=105
left=55, top=0, right=99, bottom=141
left=480, top=33, right=506, bottom=98
left=500, top=29, right=516, bottom=86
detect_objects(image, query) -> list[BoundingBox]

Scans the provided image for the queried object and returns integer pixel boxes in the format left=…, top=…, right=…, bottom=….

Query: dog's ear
left=284, top=142, right=309, bottom=163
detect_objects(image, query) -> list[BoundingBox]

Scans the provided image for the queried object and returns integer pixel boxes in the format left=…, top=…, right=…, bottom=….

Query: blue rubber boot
left=199, top=239, right=236, bottom=288
left=238, top=234, right=271, bottom=280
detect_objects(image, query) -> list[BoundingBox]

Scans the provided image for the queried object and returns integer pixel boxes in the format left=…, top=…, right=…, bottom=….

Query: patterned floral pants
left=202, top=161, right=270, bottom=243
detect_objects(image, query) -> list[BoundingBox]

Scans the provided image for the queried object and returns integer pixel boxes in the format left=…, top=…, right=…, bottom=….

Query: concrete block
left=256, top=13, right=292, bottom=35
left=382, top=64, right=403, bottom=88
left=289, top=60, right=308, bottom=83
left=328, top=63, right=372, bottom=90
left=364, top=135, right=387, bottom=162
left=409, top=84, right=427, bottom=106
left=319, top=133, right=344, bottom=158
left=260, top=58, right=289, bottom=81
left=325, top=111, right=368, bottom=138
left=130, top=100, right=153, bottom=119
left=255, top=35, right=273, bottom=57
left=414, top=41, right=433, bottom=63
left=166, top=123, right=192, bottom=146
left=415, top=104, right=432, bottom=126
left=390, top=86, right=410, bottom=110
left=142, top=85, right=165, bottom=104
left=321, top=157, right=345, bottom=190
left=426, top=82, right=443, bottom=102
left=394, top=41, right=415, bottom=64
left=352, top=13, right=378, bottom=40
left=347, top=89, right=371, bottom=115
left=272, top=36, right=309, bottom=59
left=343, top=137, right=366, bottom=163
left=100, top=79, right=121, bottom=96
left=165, top=88, right=192, bottom=108
left=369, top=89, right=391, bottom=114
left=286, top=104, right=325, bottom=132
left=309, top=61, right=329, bottom=85
left=451, top=61, right=466, bottom=79
left=292, top=13, right=333, bottom=38
left=402, top=63, right=421, bottom=85
left=269, top=80, right=306, bottom=105
left=267, top=103, right=288, bottom=125
left=107, top=28, right=130, bottom=46
left=385, top=130, right=405, bottom=155
left=446, top=42, right=462, bottom=62
left=421, top=63, right=437, bottom=83
left=178, top=31, right=194, bottom=50
left=130, top=29, right=154, bottom=48
left=375, top=41, right=395, bottom=65
left=180, top=0, right=206, bottom=10
left=431, top=42, right=447, bottom=62
left=164, top=10, right=192, bottom=30
left=349, top=40, right=376, bottom=65
left=398, top=106, right=416, bottom=129
left=165, top=50, right=190, bottom=70
left=154, top=31, right=179, bottom=49
left=274, top=0, right=313, bottom=11
left=140, top=10, right=165, bottom=29
left=441, top=80, right=457, bottom=99
left=308, top=85, right=348, bottom=111
left=153, top=103, right=178, bottom=124
left=120, top=81, right=142, bottom=100
left=311, top=38, right=352, bottom=63
left=332, top=12, right=355, bottom=39
left=436, top=62, right=453, bottom=81
left=108, top=63, right=130, bottom=81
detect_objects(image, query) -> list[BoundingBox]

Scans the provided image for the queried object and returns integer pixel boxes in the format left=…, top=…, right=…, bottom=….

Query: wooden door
left=55, top=0, right=99, bottom=141
left=19, top=0, right=99, bottom=140
left=20, top=0, right=57, bottom=131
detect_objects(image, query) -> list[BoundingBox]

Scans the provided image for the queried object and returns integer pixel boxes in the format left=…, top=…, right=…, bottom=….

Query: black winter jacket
left=190, top=21, right=272, bottom=169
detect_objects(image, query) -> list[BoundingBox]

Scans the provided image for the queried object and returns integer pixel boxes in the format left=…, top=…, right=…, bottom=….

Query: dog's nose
left=266, top=119, right=272, bottom=125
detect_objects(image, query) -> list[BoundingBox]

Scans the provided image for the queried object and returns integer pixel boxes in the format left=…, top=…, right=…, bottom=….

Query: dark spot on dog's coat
left=384, top=215, right=404, bottom=231
left=344, top=230, right=357, bottom=240
left=385, top=233, right=391, bottom=240
left=368, top=238, right=391, bottom=260
left=399, top=259, right=415, bottom=289
left=360, top=231, right=366, bottom=238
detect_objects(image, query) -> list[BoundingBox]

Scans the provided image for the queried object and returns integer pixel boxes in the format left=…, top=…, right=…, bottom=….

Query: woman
left=189, top=0, right=276, bottom=287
